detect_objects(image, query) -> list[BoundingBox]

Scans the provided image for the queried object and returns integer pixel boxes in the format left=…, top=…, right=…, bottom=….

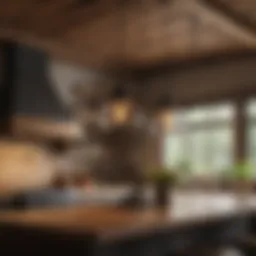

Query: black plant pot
left=155, top=182, right=172, bottom=208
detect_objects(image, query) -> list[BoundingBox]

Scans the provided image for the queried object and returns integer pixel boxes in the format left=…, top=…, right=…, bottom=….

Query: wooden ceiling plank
left=0, top=27, right=105, bottom=69
left=3, top=0, right=116, bottom=38
left=201, top=0, right=256, bottom=34
left=55, top=0, right=119, bottom=38
left=9, top=0, right=77, bottom=35
left=1, top=0, right=256, bottom=69
left=194, top=0, right=256, bottom=46
left=0, top=0, right=34, bottom=26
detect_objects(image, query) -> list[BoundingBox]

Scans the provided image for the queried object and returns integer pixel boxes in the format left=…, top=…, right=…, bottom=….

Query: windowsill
left=177, top=180, right=256, bottom=192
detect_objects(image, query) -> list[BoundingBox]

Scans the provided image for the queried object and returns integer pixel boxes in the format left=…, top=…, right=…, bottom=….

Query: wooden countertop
left=0, top=192, right=254, bottom=242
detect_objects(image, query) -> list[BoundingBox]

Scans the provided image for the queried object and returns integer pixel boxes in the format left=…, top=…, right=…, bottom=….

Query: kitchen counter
left=0, top=192, right=254, bottom=255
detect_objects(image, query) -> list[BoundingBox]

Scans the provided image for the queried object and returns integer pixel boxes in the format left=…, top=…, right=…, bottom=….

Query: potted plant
left=232, top=161, right=252, bottom=192
left=220, top=162, right=252, bottom=191
left=151, top=167, right=176, bottom=208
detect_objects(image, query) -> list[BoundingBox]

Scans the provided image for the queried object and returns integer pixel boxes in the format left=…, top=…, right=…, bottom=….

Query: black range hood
left=0, top=41, right=72, bottom=139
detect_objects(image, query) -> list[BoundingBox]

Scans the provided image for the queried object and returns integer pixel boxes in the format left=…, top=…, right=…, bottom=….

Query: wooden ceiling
left=204, top=0, right=256, bottom=32
left=0, top=0, right=256, bottom=70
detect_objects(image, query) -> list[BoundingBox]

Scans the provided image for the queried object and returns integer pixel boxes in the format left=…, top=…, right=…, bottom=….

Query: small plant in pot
left=219, top=162, right=252, bottom=191
left=151, top=167, right=176, bottom=208
left=232, top=161, right=252, bottom=192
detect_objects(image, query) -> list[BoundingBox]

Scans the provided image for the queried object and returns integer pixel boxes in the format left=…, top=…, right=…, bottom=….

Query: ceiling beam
left=0, top=0, right=117, bottom=38
left=198, top=0, right=256, bottom=40
left=0, top=28, right=109, bottom=70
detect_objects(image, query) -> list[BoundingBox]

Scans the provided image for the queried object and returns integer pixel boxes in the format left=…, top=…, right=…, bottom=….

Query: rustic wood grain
left=0, top=0, right=256, bottom=69
left=0, top=193, right=252, bottom=241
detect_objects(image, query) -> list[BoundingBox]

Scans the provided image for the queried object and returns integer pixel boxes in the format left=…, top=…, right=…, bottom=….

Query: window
left=163, top=103, right=235, bottom=177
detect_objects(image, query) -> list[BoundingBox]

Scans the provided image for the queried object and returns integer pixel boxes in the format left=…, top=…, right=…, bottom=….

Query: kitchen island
left=0, top=192, right=254, bottom=255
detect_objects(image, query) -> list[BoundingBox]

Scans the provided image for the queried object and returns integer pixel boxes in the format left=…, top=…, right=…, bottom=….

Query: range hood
left=0, top=42, right=81, bottom=140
